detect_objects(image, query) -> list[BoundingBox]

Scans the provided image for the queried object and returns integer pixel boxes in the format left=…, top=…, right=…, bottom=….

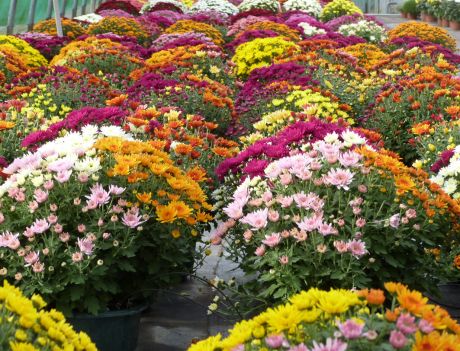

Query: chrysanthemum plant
left=189, top=282, right=460, bottom=351
left=0, top=281, right=97, bottom=350
left=212, top=122, right=459, bottom=308
left=0, top=125, right=213, bottom=315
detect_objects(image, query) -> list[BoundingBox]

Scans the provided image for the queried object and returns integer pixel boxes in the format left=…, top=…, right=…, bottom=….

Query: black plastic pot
left=68, top=305, right=147, bottom=351
left=429, top=283, right=460, bottom=321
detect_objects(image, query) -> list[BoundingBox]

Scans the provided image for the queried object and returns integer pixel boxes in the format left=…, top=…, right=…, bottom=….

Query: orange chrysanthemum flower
left=411, top=121, right=432, bottom=136
left=156, top=204, right=178, bottom=223
left=174, top=143, right=193, bottom=155
left=0, top=121, right=15, bottom=130
left=136, top=192, right=152, bottom=204
left=170, top=200, right=193, bottom=219
left=106, top=94, right=128, bottom=106
left=366, top=289, right=386, bottom=306
left=397, top=288, right=429, bottom=316
left=187, top=166, right=207, bottom=183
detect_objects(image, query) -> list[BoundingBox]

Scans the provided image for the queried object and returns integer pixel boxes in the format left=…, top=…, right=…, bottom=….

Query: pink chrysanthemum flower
left=77, top=237, right=94, bottom=256
left=86, top=183, right=111, bottom=206
left=310, top=337, right=347, bottom=351
left=396, top=313, right=418, bottom=335
left=122, top=207, right=146, bottom=228
left=262, top=233, right=281, bottom=248
left=347, top=239, right=367, bottom=257
left=337, top=319, right=364, bottom=339
left=324, top=168, right=355, bottom=190
left=31, top=219, right=50, bottom=234
left=240, top=208, right=268, bottom=230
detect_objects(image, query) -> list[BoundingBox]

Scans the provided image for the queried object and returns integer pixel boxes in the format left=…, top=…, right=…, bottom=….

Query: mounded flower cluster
left=321, top=0, right=363, bottom=22
left=32, top=18, right=86, bottom=39
left=0, top=124, right=213, bottom=314
left=87, top=16, right=151, bottom=45
left=282, top=0, right=323, bottom=18
left=232, top=37, right=299, bottom=76
left=191, top=0, right=239, bottom=15
left=0, top=35, right=47, bottom=68
left=388, top=21, right=457, bottom=51
left=338, top=19, right=387, bottom=43
left=0, top=281, right=97, bottom=351
left=190, top=282, right=460, bottom=351
left=141, top=0, right=189, bottom=13
left=238, top=0, right=280, bottom=12
left=213, top=124, right=459, bottom=300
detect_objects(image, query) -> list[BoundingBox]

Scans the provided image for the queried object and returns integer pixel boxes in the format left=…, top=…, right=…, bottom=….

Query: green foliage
left=401, top=0, right=420, bottom=15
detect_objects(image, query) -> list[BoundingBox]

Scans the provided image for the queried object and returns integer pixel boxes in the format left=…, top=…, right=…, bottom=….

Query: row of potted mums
left=400, top=0, right=460, bottom=30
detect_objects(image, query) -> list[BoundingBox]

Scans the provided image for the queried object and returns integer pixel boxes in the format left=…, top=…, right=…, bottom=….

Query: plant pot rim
left=438, top=282, right=460, bottom=287
left=70, top=304, right=148, bottom=319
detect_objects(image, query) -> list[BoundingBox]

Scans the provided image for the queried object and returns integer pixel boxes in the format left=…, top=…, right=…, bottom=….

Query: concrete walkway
left=136, top=242, right=243, bottom=351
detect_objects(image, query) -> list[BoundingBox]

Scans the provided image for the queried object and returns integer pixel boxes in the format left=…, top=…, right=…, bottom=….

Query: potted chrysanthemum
left=0, top=125, right=213, bottom=351
left=212, top=121, right=459, bottom=309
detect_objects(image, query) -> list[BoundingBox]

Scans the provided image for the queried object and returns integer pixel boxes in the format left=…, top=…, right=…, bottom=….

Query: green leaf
left=385, top=255, right=400, bottom=268
left=273, top=287, right=288, bottom=299
left=69, top=286, right=85, bottom=302
left=330, top=271, right=345, bottom=280
left=85, top=295, right=101, bottom=315
left=71, top=274, right=85, bottom=285
left=117, top=261, right=136, bottom=272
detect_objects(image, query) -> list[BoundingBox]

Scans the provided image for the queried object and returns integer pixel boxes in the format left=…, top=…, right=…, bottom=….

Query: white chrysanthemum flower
left=74, top=156, right=101, bottom=175
left=323, top=132, right=340, bottom=144
left=341, top=130, right=366, bottom=147
left=141, top=0, right=188, bottom=14
left=338, top=20, right=386, bottom=43
left=74, top=13, right=103, bottom=23
left=298, top=22, right=326, bottom=36
left=81, top=124, right=98, bottom=138
left=239, top=0, right=279, bottom=12
left=444, top=178, right=458, bottom=194
left=191, top=0, right=238, bottom=15
left=100, top=126, right=132, bottom=139
left=283, top=0, right=322, bottom=17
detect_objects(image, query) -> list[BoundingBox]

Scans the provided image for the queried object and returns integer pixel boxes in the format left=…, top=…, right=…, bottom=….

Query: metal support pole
left=46, top=0, right=53, bottom=19
left=82, top=0, right=88, bottom=14
left=27, top=0, right=38, bottom=31
left=72, top=0, right=78, bottom=17
left=6, top=0, right=18, bottom=34
left=53, top=0, right=64, bottom=36
left=61, top=0, right=68, bottom=17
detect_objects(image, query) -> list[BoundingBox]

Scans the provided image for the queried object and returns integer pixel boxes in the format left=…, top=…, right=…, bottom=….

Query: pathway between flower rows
left=137, top=236, right=242, bottom=351
left=134, top=13, right=460, bottom=351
